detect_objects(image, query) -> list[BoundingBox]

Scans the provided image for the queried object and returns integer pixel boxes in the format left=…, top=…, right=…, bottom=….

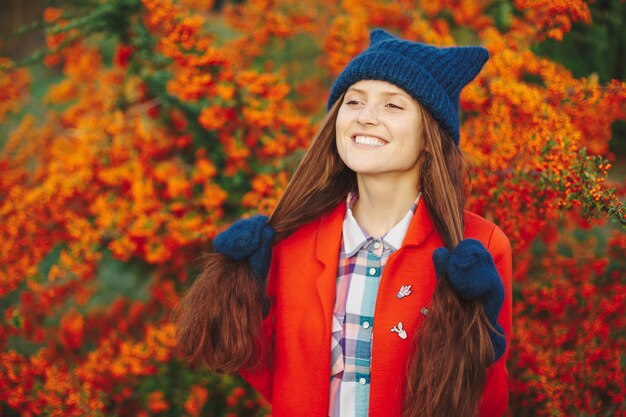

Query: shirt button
left=359, top=377, right=367, bottom=385
left=369, top=267, right=376, bottom=276
left=373, top=241, right=381, bottom=249
left=362, top=321, right=370, bottom=329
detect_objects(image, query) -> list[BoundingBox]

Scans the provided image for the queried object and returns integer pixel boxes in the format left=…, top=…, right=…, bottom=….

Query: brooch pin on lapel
left=396, top=284, right=412, bottom=299
left=391, top=322, right=408, bottom=339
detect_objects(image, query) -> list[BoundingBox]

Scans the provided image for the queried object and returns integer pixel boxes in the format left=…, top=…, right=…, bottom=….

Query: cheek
left=397, top=123, right=423, bottom=165
left=335, top=131, right=342, bottom=151
left=335, top=108, right=350, bottom=132
left=335, top=131, right=349, bottom=165
left=398, top=124, right=422, bottom=150
left=334, top=113, right=352, bottom=161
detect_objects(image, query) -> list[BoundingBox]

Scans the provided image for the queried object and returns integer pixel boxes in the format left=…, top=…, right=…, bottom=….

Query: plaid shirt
left=328, top=192, right=420, bottom=417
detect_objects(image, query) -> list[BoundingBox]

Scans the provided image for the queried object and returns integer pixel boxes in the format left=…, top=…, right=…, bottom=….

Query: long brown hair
left=174, top=98, right=354, bottom=372
left=402, top=106, right=494, bottom=417
left=175, top=94, right=494, bottom=416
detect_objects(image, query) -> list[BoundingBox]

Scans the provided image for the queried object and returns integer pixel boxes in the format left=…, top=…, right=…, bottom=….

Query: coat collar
left=316, top=198, right=434, bottom=250
left=316, top=196, right=435, bottom=259
left=343, top=192, right=421, bottom=256
left=401, top=194, right=435, bottom=248
left=316, top=201, right=347, bottom=266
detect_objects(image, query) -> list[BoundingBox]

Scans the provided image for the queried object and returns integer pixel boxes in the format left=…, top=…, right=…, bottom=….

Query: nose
left=356, top=104, right=379, bottom=125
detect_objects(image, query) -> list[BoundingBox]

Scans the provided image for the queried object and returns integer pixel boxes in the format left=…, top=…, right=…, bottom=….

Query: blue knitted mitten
left=213, top=215, right=276, bottom=283
left=432, top=238, right=506, bottom=363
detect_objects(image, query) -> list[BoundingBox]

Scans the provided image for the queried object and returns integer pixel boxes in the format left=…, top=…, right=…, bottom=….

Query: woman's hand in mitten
left=213, top=215, right=276, bottom=283
left=432, top=238, right=506, bottom=362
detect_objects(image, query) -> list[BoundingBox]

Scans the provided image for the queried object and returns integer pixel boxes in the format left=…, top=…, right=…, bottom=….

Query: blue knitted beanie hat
left=327, top=29, right=489, bottom=145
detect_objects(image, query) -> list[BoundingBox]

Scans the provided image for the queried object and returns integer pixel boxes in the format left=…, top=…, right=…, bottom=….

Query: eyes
left=386, top=102, right=404, bottom=110
left=344, top=98, right=405, bottom=111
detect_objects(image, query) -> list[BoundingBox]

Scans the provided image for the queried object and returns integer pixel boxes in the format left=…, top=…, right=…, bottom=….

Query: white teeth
left=353, top=135, right=386, bottom=147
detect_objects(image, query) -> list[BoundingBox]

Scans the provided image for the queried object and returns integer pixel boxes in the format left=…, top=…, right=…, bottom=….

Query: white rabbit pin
left=391, top=322, right=407, bottom=339
left=396, top=285, right=412, bottom=299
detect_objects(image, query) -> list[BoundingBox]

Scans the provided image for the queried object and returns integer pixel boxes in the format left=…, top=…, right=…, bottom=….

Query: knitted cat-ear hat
left=327, top=29, right=489, bottom=145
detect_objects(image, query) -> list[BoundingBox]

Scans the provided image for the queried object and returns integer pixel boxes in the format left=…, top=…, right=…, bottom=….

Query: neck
left=353, top=172, right=419, bottom=239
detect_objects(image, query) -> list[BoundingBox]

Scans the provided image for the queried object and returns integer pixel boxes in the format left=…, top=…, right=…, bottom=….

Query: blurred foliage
left=0, top=0, right=625, bottom=416
left=530, top=0, right=626, bottom=154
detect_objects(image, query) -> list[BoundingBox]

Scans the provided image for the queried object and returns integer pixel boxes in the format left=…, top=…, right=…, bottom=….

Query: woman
left=176, top=29, right=512, bottom=417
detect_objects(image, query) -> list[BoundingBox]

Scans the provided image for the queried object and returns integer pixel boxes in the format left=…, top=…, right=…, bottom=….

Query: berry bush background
left=1, top=0, right=625, bottom=416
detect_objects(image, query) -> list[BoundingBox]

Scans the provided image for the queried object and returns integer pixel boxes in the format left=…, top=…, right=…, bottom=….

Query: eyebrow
left=346, top=87, right=409, bottom=99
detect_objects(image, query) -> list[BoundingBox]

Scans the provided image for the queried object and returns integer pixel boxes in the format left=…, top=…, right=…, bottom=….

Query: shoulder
left=463, top=210, right=511, bottom=255
left=274, top=202, right=346, bottom=254
left=276, top=218, right=320, bottom=253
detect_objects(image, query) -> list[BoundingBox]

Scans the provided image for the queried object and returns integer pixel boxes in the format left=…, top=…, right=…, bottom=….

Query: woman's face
left=335, top=80, right=423, bottom=180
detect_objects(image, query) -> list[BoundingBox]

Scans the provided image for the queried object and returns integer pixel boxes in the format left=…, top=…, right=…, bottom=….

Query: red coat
left=241, top=201, right=513, bottom=417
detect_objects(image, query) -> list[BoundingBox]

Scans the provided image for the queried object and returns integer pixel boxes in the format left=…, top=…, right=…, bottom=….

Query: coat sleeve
left=478, top=224, right=513, bottom=417
left=238, top=242, right=280, bottom=403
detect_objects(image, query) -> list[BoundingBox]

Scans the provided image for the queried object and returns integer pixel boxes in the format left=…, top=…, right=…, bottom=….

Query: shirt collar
left=342, top=192, right=421, bottom=257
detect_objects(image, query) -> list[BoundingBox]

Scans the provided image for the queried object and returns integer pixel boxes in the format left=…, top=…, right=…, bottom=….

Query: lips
left=352, top=134, right=388, bottom=147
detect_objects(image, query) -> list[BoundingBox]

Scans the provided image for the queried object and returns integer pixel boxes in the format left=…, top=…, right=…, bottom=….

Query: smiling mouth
left=352, top=135, right=388, bottom=147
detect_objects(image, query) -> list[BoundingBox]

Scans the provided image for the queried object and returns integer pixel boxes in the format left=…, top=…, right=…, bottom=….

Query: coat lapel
left=315, top=202, right=347, bottom=334
left=369, top=197, right=438, bottom=417
left=401, top=196, right=435, bottom=248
